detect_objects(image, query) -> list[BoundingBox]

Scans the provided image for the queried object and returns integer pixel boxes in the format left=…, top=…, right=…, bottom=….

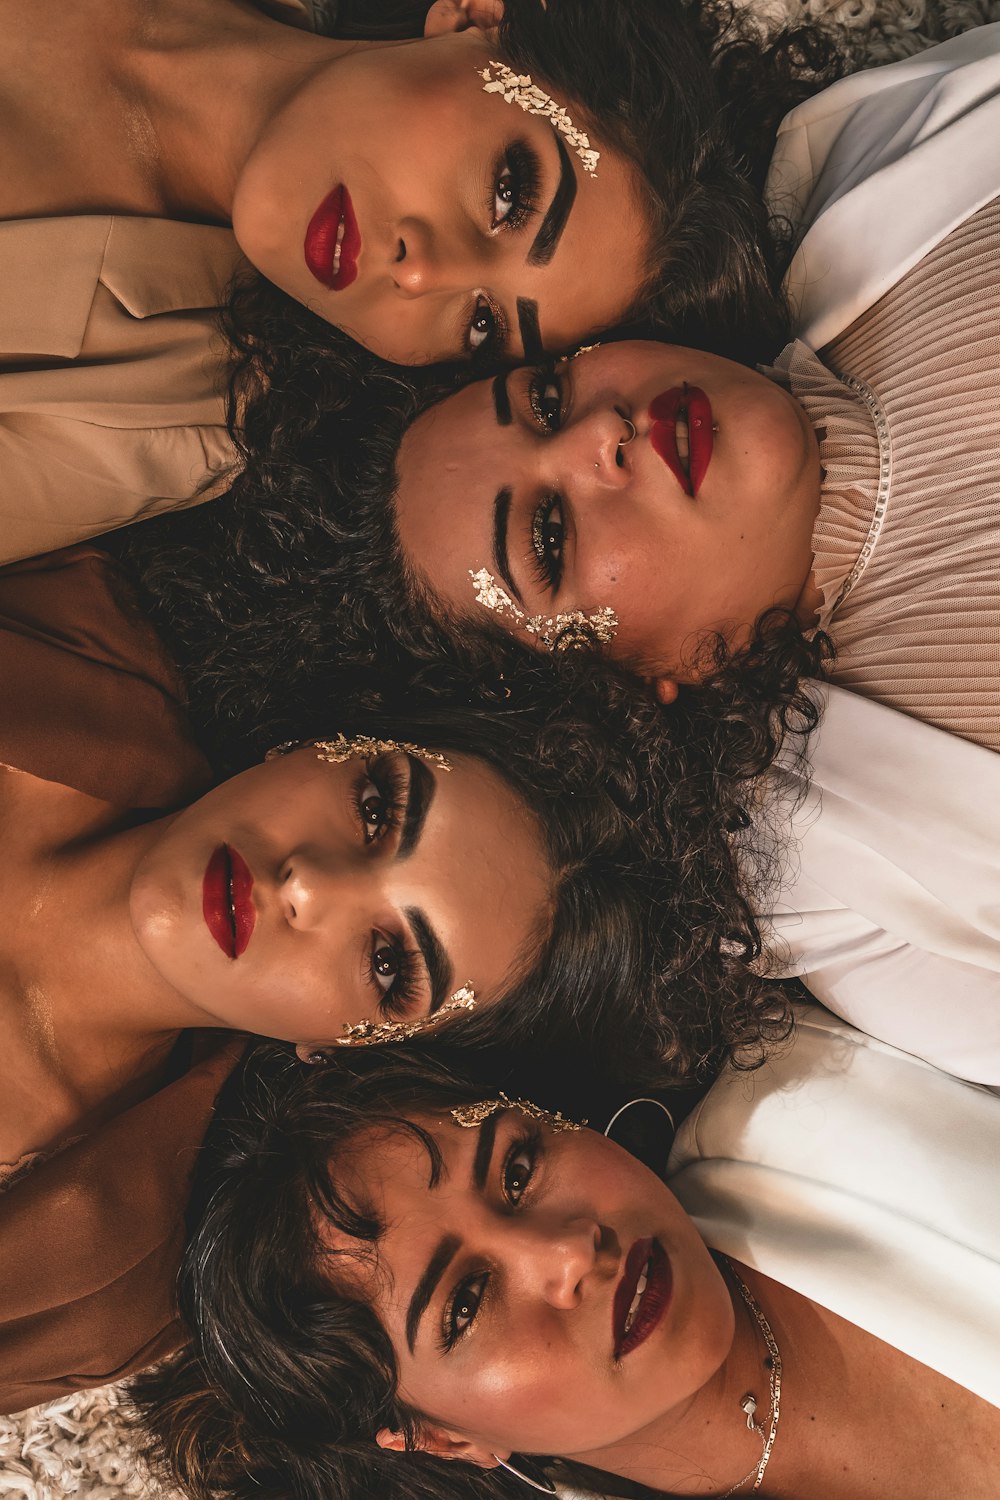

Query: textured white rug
left=0, top=1386, right=175, bottom=1500
left=3, top=0, right=997, bottom=1494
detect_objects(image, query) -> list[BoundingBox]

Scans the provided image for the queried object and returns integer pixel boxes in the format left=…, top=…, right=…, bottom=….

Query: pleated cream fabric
left=771, top=199, right=1000, bottom=750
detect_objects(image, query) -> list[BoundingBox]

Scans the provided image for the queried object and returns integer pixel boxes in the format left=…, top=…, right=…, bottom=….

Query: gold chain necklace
left=717, top=1262, right=783, bottom=1497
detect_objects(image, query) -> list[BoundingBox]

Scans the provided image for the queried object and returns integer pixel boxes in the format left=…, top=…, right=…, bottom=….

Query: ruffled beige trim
left=764, top=339, right=889, bottom=632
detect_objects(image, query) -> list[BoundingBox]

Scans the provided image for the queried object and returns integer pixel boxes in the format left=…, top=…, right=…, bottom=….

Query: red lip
left=202, top=845, right=256, bottom=959
left=612, top=1238, right=672, bottom=1358
left=304, top=184, right=361, bottom=291
left=648, top=384, right=714, bottom=497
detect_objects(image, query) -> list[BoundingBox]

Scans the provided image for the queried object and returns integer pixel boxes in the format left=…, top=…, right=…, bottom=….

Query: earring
left=451, top=1092, right=584, bottom=1132
left=492, top=1456, right=558, bottom=1494
left=332, top=984, right=476, bottom=1047
left=266, top=735, right=451, bottom=772
left=603, top=1097, right=676, bottom=1137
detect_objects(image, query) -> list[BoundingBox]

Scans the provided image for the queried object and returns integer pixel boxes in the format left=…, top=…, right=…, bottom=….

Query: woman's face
left=231, top=31, right=649, bottom=365
left=330, top=1106, right=734, bottom=1461
left=394, top=340, right=822, bottom=680
left=129, top=746, right=551, bottom=1046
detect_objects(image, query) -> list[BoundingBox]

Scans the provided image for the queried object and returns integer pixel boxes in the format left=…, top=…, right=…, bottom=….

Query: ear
left=423, top=0, right=504, bottom=38
left=376, top=1425, right=502, bottom=1470
left=294, top=1042, right=327, bottom=1065
left=651, top=675, right=680, bottom=706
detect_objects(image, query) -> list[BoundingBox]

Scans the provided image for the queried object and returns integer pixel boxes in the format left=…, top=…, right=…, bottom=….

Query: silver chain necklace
left=717, top=1262, right=783, bottom=1496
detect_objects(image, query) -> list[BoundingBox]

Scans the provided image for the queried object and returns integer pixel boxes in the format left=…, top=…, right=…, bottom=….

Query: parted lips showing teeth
left=612, top=1237, right=673, bottom=1359
left=648, top=384, right=714, bottom=498
left=624, top=1259, right=650, bottom=1337
left=304, top=184, right=360, bottom=291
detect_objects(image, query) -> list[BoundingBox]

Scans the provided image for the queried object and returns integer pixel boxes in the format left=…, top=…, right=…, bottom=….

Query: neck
left=568, top=1262, right=781, bottom=1497
left=119, top=0, right=364, bottom=220
left=17, top=814, right=215, bottom=1063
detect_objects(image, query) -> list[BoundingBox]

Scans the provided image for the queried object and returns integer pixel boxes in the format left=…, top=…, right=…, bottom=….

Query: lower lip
left=615, top=1238, right=673, bottom=1358
left=202, top=845, right=256, bottom=959
left=649, top=384, right=714, bottom=497
left=304, top=184, right=360, bottom=291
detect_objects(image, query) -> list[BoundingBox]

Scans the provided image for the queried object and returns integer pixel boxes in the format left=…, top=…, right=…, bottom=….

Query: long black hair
left=131, top=1044, right=697, bottom=1500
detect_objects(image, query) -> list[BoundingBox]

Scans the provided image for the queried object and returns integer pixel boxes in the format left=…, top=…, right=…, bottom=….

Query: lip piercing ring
left=617, top=417, right=637, bottom=448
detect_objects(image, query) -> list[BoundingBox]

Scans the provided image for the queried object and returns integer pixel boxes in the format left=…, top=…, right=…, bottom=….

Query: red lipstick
left=649, top=384, right=714, bottom=497
left=612, top=1238, right=672, bottom=1358
left=304, top=184, right=360, bottom=291
left=202, top=845, right=256, bottom=959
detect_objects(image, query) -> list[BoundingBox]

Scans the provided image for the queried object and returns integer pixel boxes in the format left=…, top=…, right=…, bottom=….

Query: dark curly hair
left=131, top=1044, right=697, bottom=1500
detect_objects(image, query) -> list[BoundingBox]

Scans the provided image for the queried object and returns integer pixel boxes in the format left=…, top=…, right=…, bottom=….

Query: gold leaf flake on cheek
left=469, top=567, right=618, bottom=653
left=478, top=62, right=600, bottom=177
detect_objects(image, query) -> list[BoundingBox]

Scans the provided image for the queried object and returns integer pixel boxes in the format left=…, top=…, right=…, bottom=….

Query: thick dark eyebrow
left=404, top=1113, right=501, bottom=1353
left=398, top=756, right=436, bottom=860
left=406, top=1233, right=460, bottom=1354
left=517, top=298, right=544, bottom=363
left=405, top=907, right=453, bottom=1016
left=471, top=1111, right=501, bottom=1193
left=492, top=371, right=512, bottom=426
left=528, top=131, right=577, bottom=268
left=491, top=485, right=522, bottom=604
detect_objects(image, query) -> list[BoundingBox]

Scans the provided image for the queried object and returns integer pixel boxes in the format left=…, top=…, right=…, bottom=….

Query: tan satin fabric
left=0, top=0, right=320, bottom=565
left=0, top=216, right=242, bottom=563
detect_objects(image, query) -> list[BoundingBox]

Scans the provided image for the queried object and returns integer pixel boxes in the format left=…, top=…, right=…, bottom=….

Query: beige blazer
left=0, top=216, right=243, bottom=563
left=0, top=0, right=318, bottom=566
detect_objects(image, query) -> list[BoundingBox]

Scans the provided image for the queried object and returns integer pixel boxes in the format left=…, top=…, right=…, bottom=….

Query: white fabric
left=667, top=1005, right=1000, bottom=1409
left=755, top=29, right=1000, bottom=1081
left=761, top=684, right=1000, bottom=1084
left=767, top=23, right=1000, bottom=350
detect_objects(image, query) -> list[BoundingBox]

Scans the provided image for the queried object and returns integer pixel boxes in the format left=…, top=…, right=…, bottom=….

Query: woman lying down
left=135, top=1014, right=1000, bottom=1500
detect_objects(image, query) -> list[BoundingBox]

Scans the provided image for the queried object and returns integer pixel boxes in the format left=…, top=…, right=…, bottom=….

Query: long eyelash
left=367, top=939, right=421, bottom=1021
left=528, top=362, right=563, bottom=433
left=494, top=140, right=542, bottom=234
left=529, top=493, right=564, bottom=592
left=350, top=753, right=408, bottom=842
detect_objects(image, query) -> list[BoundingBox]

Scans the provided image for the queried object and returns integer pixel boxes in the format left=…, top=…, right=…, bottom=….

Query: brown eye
left=468, top=296, right=497, bottom=352
left=503, top=1141, right=537, bottom=1204
left=358, top=779, right=390, bottom=842
left=371, top=940, right=400, bottom=990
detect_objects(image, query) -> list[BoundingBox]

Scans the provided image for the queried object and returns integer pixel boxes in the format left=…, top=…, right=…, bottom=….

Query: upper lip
left=648, top=384, right=714, bottom=497
left=304, top=184, right=361, bottom=291
left=202, top=844, right=256, bottom=959
left=611, top=1237, right=671, bottom=1358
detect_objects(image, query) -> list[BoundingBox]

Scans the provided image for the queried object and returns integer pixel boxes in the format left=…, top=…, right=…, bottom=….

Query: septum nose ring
left=617, top=417, right=637, bottom=448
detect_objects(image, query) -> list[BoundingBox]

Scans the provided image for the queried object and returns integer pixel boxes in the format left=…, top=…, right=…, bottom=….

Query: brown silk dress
left=0, top=546, right=244, bottom=1415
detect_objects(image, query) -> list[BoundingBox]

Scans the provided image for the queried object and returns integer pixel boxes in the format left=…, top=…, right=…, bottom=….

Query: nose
left=557, top=406, right=634, bottom=491
left=514, top=1216, right=605, bottom=1310
left=278, top=849, right=357, bottom=930
left=391, top=218, right=478, bottom=299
